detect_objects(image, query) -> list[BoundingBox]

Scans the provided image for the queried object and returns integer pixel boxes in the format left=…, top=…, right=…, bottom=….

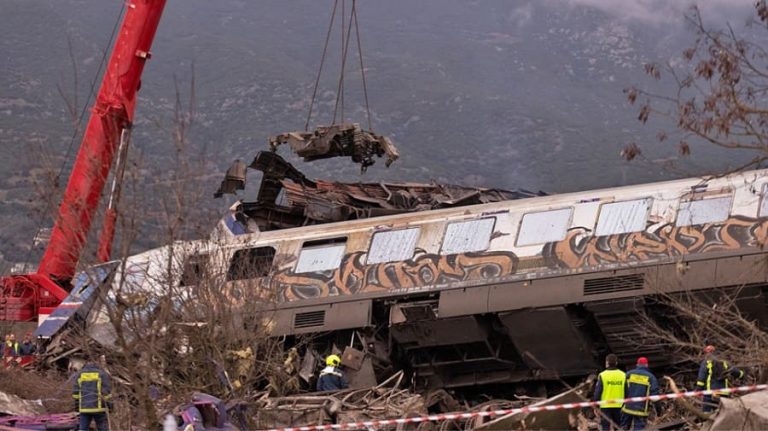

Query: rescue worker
left=621, top=357, right=659, bottom=430
left=317, top=354, right=348, bottom=392
left=72, top=362, right=112, bottom=431
left=19, top=333, right=36, bottom=356
left=593, top=353, right=626, bottom=431
left=696, top=345, right=744, bottom=412
left=4, top=334, right=19, bottom=357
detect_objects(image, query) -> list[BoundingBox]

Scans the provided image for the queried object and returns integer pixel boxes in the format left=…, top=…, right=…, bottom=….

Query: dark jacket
left=316, top=366, right=348, bottom=392
left=72, top=364, right=112, bottom=413
left=621, top=366, right=659, bottom=416
left=697, top=356, right=743, bottom=391
left=19, top=341, right=36, bottom=356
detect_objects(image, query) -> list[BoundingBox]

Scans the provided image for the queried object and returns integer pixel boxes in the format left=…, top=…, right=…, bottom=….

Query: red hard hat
left=637, top=357, right=648, bottom=366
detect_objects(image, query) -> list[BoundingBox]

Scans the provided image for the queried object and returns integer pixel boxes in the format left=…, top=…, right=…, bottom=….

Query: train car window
left=595, top=198, right=651, bottom=236
left=676, top=196, right=732, bottom=226
left=367, top=228, right=420, bottom=264
left=516, top=208, right=572, bottom=246
left=227, top=246, right=276, bottom=281
left=441, top=218, right=496, bottom=254
left=180, top=254, right=209, bottom=287
left=760, top=184, right=768, bottom=217
left=295, top=237, right=347, bottom=273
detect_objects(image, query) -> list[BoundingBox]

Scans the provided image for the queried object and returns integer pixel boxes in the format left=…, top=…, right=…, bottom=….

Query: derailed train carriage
left=67, top=165, right=768, bottom=393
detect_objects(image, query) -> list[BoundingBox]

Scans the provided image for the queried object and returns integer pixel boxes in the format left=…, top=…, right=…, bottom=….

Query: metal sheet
left=595, top=198, right=650, bottom=236
left=295, top=244, right=346, bottom=273
left=714, top=255, right=768, bottom=287
left=441, top=218, right=495, bottom=254
left=438, top=286, right=490, bottom=317
left=344, top=356, right=378, bottom=389
left=499, top=307, right=596, bottom=371
left=271, top=300, right=372, bottom=336
left=341, top=346, right=365, bottom=371
left=761, top=184, right=768, bottom=217
left=676, top=196, right=732, bottom=226
left=366, top=228, right=420, bottom=264
left=390, top=316, right=487, bottom=347
left=657, top=260, right=717, bottom=293
left=35, top=262, right=116, bottom=339
left=516, top=208, right=572, bottom=246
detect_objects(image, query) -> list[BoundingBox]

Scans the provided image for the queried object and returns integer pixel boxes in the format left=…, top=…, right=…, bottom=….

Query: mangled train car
left=58, top=159, right=768, bottom=394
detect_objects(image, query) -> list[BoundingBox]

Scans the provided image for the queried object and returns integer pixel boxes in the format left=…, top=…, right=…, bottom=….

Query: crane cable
left=305, top=0, right=373, bottom=132
left=352, top=0, right=373, bottom=131
left=304, top=0, right=339, bottom=131
left=331, top=0, right=355, bottom=125
left=9, top=2, right=127, bottom=276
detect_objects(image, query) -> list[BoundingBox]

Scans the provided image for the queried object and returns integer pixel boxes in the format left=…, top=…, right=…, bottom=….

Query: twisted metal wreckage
left=7, top=129, right=553, bottom=431
left=214, top=123, right=540, bottom=230
left=6, top=0, right=768, bottom=429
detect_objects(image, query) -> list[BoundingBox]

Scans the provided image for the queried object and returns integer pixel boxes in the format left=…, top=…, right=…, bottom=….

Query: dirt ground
left=0, top=367, right=72, bottom=413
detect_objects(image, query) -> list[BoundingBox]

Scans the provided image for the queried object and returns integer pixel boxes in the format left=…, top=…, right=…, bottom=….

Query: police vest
left=599, top=369, right=626, bottom=408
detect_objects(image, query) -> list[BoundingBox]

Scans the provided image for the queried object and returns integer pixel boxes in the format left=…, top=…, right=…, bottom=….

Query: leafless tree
left=34, top=72, right=293, bottom=429
left=620, top=6, right=768, bottom=423
left=623, top=2, right=768, bottom=173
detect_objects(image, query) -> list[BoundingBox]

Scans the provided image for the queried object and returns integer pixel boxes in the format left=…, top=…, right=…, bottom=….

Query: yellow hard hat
left=326, top=354, right=341, bottom=367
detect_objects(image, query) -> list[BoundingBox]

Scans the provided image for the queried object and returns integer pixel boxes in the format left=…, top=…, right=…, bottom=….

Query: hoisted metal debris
left=269, top=123, right=399, bottom=172
left=217, top=150, right=543, bottom=232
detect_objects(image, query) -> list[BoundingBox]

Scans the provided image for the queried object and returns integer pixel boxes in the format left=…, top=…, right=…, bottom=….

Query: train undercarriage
left=281, top=259, right=768, bottom=399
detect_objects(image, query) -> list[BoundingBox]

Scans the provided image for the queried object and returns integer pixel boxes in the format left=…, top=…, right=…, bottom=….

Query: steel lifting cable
left=331, top=3, right=355, bottom=125
left=306, top=0, right=374, bottom=131
left=332, top=0, right=372, bottom=129
left=12, top=2, right=127, bottom=275
left=305, top=0, right=339, bottom=131
left=340, top=0, right=345, bottom=124
left=352, top=0, right=373, bottom=131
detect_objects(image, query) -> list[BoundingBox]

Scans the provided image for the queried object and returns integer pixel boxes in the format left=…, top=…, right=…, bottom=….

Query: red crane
left=0, top=0, right=167, bottom=322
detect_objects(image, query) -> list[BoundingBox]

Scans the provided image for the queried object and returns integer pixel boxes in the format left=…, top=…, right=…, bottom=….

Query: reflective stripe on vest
left=706, top=360, right=732, bottom=396
left=599, top=369, right=626, bottom=408
left=320, top=366, right=342, bottom=378
left=77, top=372, right=105, bottom=413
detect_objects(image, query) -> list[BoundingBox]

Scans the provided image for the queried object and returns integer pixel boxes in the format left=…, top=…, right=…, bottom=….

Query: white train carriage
left=89, top=168, right=768, bottom=389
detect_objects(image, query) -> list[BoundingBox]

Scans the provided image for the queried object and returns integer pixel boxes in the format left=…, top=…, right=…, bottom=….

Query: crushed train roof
left=215, top=125, right=544, bottom=232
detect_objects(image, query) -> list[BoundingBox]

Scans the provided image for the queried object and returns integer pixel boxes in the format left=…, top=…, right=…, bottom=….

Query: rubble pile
left=252, top=375, right=427, bottom=430
left=3, top=356, right=768, bottom=430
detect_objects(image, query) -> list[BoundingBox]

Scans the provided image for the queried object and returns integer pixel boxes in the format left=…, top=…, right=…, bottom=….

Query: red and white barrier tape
left=260, top=384, right=768, bottom=431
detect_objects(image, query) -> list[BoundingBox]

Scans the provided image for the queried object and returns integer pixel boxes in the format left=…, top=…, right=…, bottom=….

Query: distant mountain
left=0, top=0, right=757, bottom=268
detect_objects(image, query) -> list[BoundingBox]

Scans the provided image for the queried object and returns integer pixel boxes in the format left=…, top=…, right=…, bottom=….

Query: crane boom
left=0, top=0, right=167, bottom=321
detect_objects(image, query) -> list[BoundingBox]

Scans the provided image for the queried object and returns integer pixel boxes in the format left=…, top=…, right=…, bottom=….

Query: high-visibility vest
left=598, top=369, right=626, bottom=408
left=622, top=372, right=652, bottom=416
left=74, top=372, right=107, bottom=413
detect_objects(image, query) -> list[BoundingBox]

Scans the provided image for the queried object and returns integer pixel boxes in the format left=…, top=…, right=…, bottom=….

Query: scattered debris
left=213, top=159, right=247, bottom=198
left=269, top=123, right=399, bottom=172
left=0, top=391, right=45, bottom=417
left=221, top=150, right=543, bottom=232
left=703, top=390, right=768, bottom=431
left=474, top=379, right=594, bottom=431
left=251, top=371, right=426, bottom=430
left=0, top=413, right=78, bottom=431
left=173, top=393, right=239, bottom=431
